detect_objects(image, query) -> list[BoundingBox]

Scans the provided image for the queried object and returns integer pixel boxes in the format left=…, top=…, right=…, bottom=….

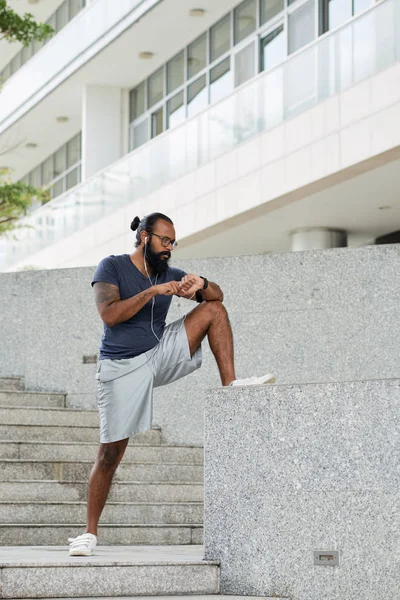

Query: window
left=188, top=76, right=208, bottom=117
left=149, top=68, right=164, bottom=108
left=167, top=92, right=185, bottom=128
left=210, top=58, right=233, bottom=103
left=42, top=157, right=55, bottom=185
left=323, top=0, right=372, bottom=32
left=210, top=15, right=231, bottom=62
left=167, top=52, right=184, bottom=94
left=54, top=147, right=67, bottom=177
left=67, top=135, right=81, bottom=167
left=66, top=168, right=79, bottom=190
left=260, top=0, right=284, bottom=26
left=288, top=0, right=315, bottom=54
left=234, top=0, right=257, bottom=44
left=56, top=2, right=69, bottom=30
left=188, top=34, right=207, bottom=79
left=151, top=107, right=164, bottom=138
left=261, top=25, right=285, bottom=71
left=235, top=43, right=255, bottom=87
left=130, top=82, right=146, bottom=121
left=328, top=0, right=352, bottom=29
left=133, top=119, right=149, bottom=149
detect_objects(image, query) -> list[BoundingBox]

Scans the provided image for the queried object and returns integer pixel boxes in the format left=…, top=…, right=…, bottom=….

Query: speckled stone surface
left=204, top=380, right=400, bottom=600
left=0, top=545, right=219, bottom=599
left=2, top=245, right=400, bottom=444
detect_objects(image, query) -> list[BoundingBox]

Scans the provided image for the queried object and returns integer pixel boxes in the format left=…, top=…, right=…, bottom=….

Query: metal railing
left=1, top=0, right=398, bottom=270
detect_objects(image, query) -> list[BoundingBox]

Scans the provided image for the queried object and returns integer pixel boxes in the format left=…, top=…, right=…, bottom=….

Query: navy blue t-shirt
left=91, top=254, right=186, bottom=360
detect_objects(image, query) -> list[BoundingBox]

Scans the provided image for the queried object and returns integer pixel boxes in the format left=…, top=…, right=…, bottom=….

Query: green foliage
left=0, top=169, right=49, bottom=236
left=0, top=0, right=54, bottom=46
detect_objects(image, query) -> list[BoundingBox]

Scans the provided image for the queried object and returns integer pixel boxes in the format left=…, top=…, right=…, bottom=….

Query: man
left=69, top=212, right=274, bottom=556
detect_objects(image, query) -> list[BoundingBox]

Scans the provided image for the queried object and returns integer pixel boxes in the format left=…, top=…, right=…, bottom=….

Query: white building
left=0, top=0, right=399, bottom=271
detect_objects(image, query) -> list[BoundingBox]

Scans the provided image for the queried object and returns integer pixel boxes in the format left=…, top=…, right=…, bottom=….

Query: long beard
left=144, top=243, right=171, bottom=275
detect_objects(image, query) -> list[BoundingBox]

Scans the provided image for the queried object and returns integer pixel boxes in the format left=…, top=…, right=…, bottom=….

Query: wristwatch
left=196, top=276, right=208, bottom=303
left=200, top=276, right=208, bottom=290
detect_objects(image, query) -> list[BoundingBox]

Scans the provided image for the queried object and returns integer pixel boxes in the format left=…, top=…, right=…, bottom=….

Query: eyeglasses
left=151, top=232, right=178, bottom=248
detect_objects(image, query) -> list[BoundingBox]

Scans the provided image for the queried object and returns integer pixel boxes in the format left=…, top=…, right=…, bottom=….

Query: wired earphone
left=143, top=236, right=195, bottom=342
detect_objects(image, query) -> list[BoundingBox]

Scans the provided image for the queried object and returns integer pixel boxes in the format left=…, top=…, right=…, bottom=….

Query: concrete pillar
left=290, top=227, right=347, bottom=251
left=82, top=85, right=129, bottom=180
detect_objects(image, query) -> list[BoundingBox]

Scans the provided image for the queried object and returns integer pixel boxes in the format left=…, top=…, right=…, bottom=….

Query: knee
left=98, top=444, right=122, bottom=471
left=206, top=300, right=228, bottom=319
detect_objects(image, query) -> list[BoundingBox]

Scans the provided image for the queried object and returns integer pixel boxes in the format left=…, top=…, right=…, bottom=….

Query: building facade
left=0, top=0, right=399, bottom=270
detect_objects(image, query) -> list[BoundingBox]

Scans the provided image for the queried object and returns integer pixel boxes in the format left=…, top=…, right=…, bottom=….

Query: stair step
left=0, top=424, right=162, bottom=443
left=0, top=480, right=204, bottom=502
left=0, top=545, right=215, bottom=598
left=0, top=460, right=204, bottom=482
left=0, top=377, right=23, bottom=391
left=0, top=441, right=203, bottom=463
left=0, top=390, right=66, bottom=408
left=0, top=525, right=203, bottom=546
left=0, top=501, right=203, bottom=524
left=0, top=406, right=99, bottom=427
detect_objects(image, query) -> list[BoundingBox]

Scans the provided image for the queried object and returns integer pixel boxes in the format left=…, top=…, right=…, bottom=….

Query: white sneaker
left=229, top=373, right=275, bottom=386
left=68, top=533, right=97, bottom=556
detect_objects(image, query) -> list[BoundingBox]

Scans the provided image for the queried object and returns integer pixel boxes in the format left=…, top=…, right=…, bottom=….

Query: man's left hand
left=179, top=273, right=204, bottom=298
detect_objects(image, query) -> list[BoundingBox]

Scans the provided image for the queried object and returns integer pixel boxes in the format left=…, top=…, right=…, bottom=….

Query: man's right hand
left=154, top=281, right=182, bottom=296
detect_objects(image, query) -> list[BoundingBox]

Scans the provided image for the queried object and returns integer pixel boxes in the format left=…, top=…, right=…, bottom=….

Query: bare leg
left=184, top=301, right=236, bottom=386
left=86, top=438, right=129, bottom=536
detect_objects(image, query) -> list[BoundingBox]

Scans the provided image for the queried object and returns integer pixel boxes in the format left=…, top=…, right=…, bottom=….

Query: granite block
left=0, top=563, right=219, bottom=598
left=204, top=380, right=400, bottom=600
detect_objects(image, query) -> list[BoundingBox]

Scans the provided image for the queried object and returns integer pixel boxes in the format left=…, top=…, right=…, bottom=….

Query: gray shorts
left=95, top=317, right=202, bottom=443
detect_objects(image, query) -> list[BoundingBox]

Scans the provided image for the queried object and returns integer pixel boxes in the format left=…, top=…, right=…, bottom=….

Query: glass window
left=42, top=157, right=55, bottom=185
left=328, top=0, right=352, bottom=29
left=133, top=118, right=150, bottom=149
left=52, top=179, right=65, bottom=199
left=167, top=91, right=185, bottom=128
left=21, top=44, right=33, bottom=64
left=47, top=13, right=57, bottom=31
left=151, top=107, right=164, bottom=138
left=54, top=146, right=67, bottom=177
left=149, top=67, right=164, bottom=107
left=261, top=0, right=284, bottom=25
left=11, top=53, right=22, bottom=74
left=188, top=75, right=208, bottom=117
left=261, top=25, right=285, bottom=71
left=288, top=0, right=315, bottom=54
left=188, top=34, right=207, bottom=79
left=29, top=167, right=42, bottom=188
left=130, top=82, right=146, bottom=122
left=66, top=168, right=79, bottom=190
left=167, top=51, right=184, bottom=94
left=354, top=0, right=370, bottom=14
left=210, top=15, right=231, bottom=63
left=234, top=0, right=257, bottom=44
left=69, top=0, right=84, bottom=19
left=56, top=2, right=69, bottom=31
left=33, top=39, right=44, bottom=54
left=1, top=64, right=11, bottom=81
left=235, top=42, right=255, bottom=87
left=67, top=135, right=81, bottom=168
left=210, top=57, right=233, bottom=103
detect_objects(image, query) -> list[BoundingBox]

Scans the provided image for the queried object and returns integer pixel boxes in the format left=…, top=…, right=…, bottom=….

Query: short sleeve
left=91, top=256, right=120, bottom=288
left=169, top=267, right=187, bottom=282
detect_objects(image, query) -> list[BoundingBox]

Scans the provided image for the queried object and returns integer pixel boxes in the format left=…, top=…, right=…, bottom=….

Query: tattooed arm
left=93, top=280, right=183, bottom=327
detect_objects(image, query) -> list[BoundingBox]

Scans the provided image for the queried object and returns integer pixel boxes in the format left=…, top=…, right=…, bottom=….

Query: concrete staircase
left=0, top=377, right=204, bottom=547
left=0, top=377, right=289, bottom=599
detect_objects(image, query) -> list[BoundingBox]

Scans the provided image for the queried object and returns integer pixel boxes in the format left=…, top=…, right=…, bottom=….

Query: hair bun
left=130, top=216, right=141, bottom=232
